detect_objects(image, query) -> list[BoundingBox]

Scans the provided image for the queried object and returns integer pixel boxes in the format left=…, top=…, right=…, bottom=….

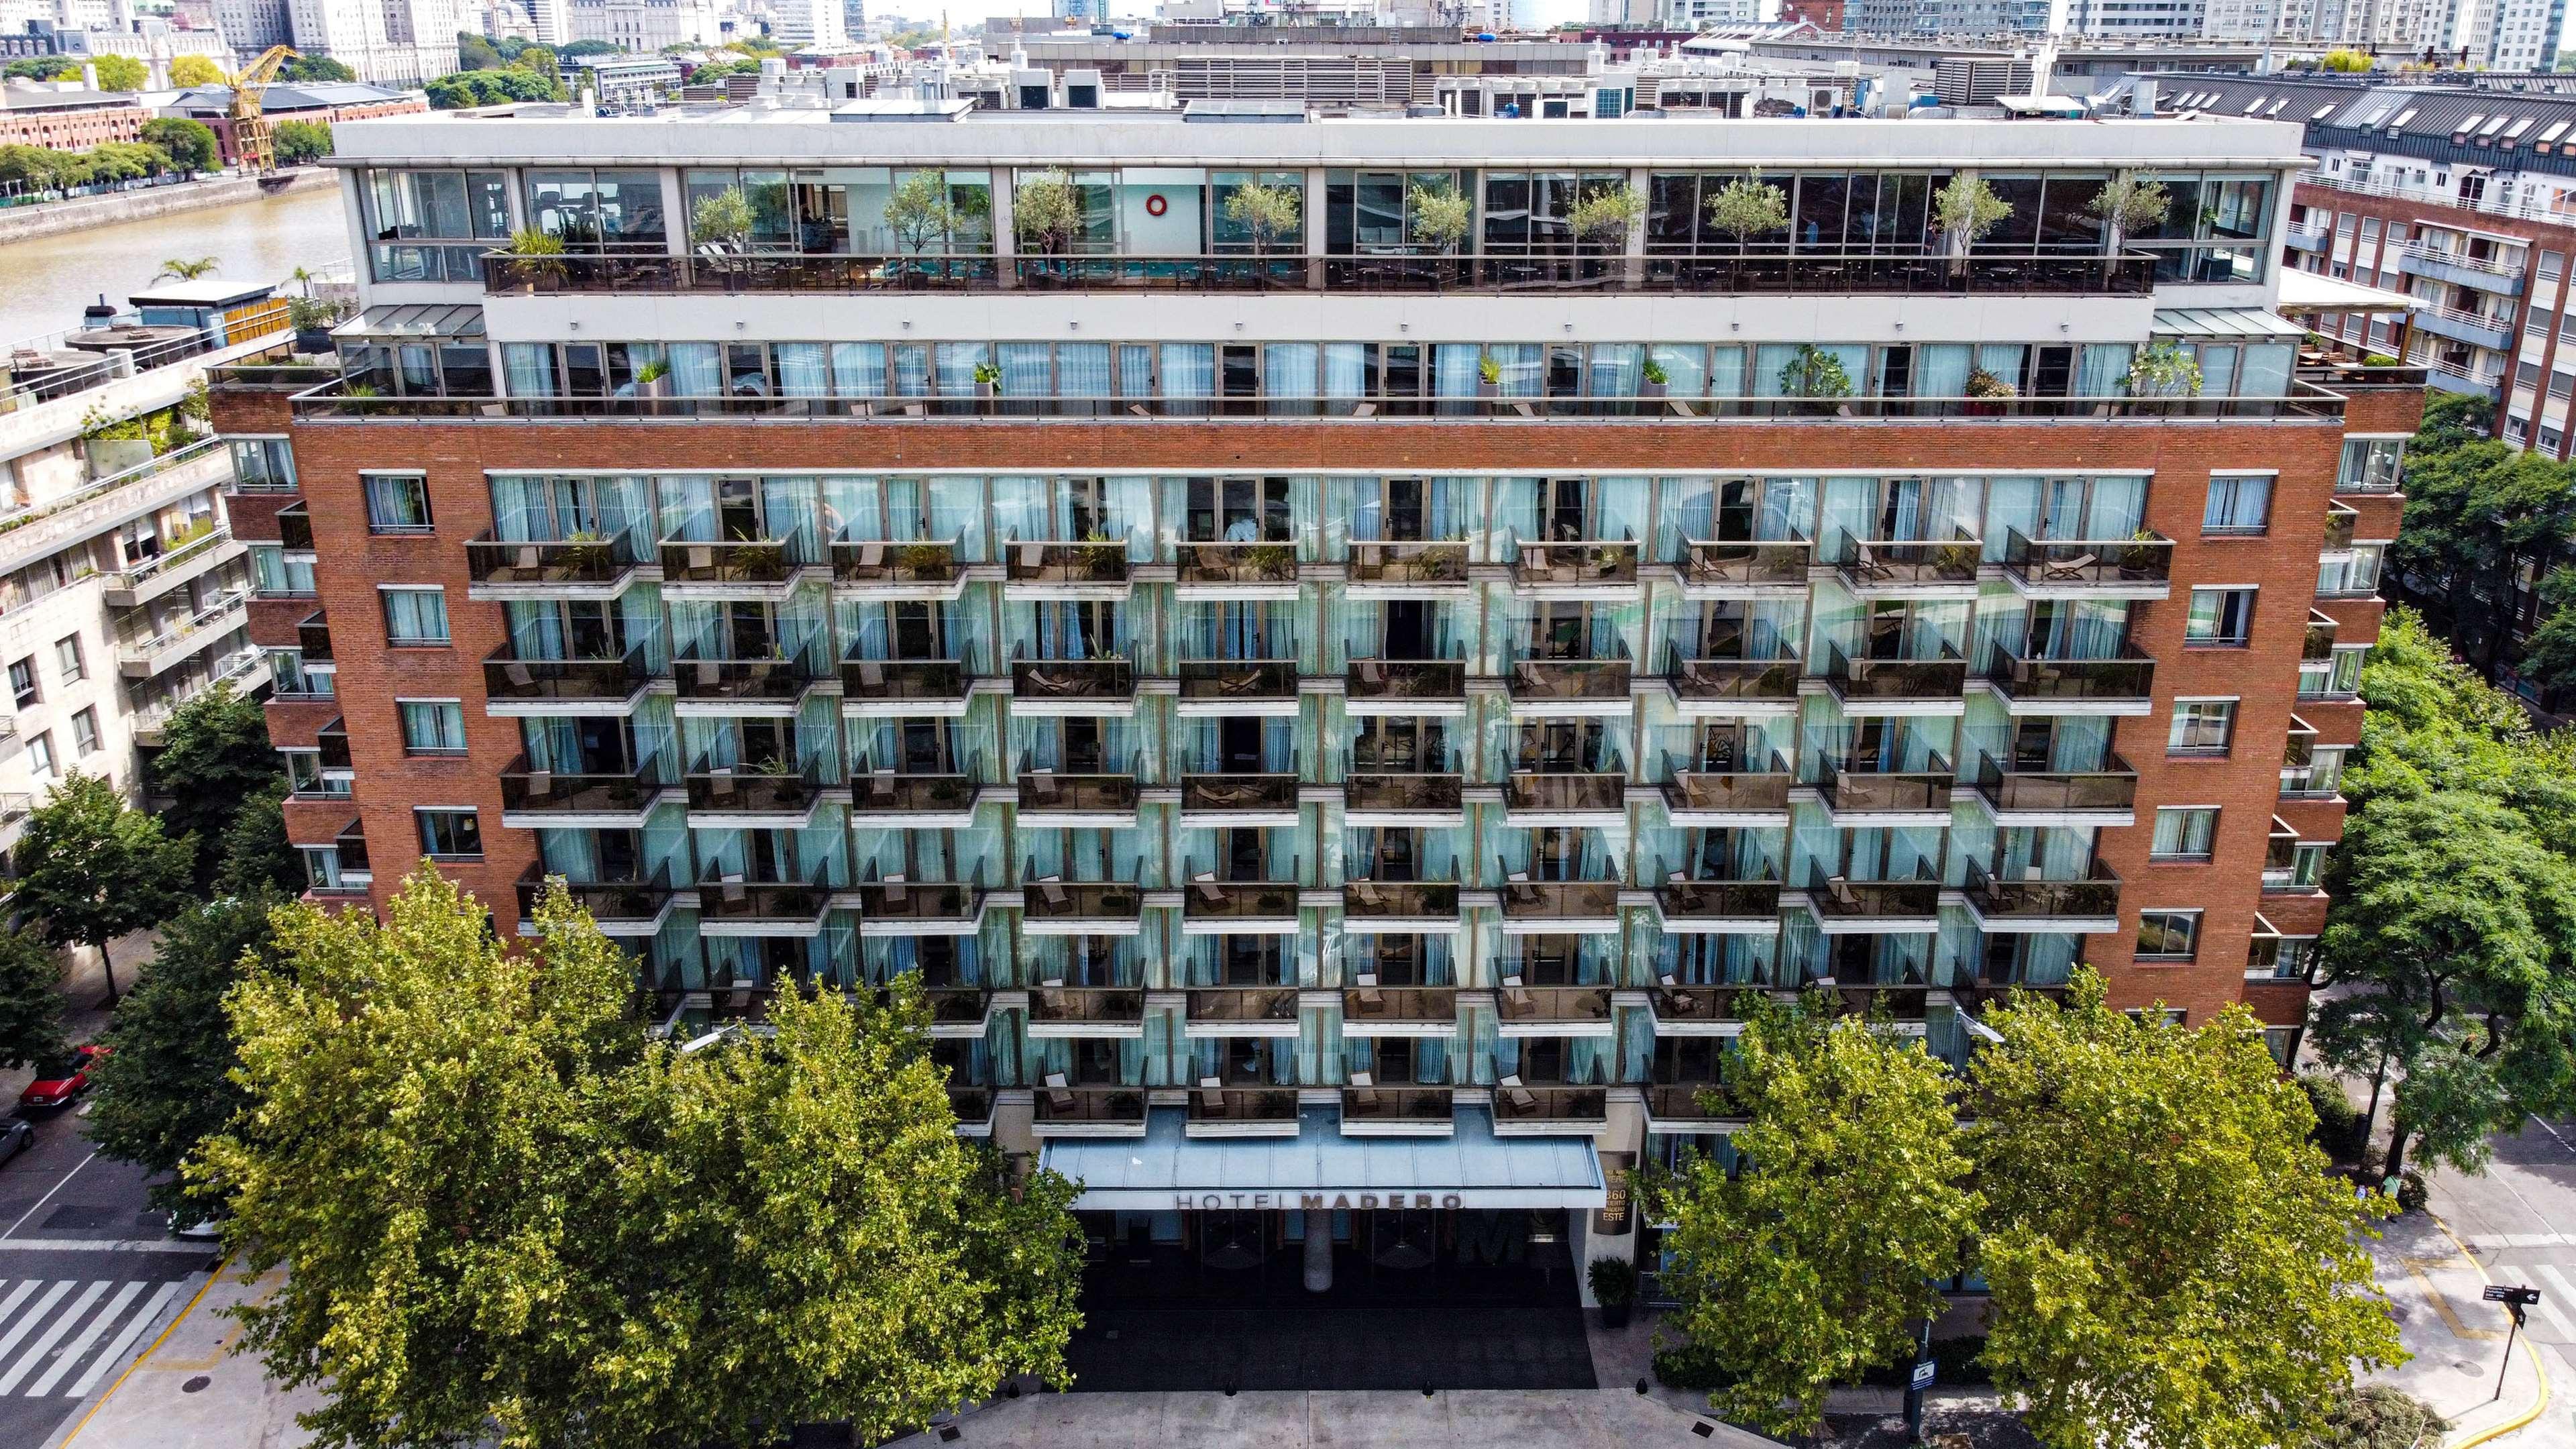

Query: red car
left=19, top=1043, right=106, bottom=1111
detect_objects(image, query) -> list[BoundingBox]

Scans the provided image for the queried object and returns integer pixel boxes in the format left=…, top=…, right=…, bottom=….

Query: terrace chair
left=1852, top=544, right=1894, bottom=582
left=1191, top=871, right=1226, bottom=908
left=719, top=871, right=746, bottom=905
left=1347, top=1069, right=1383, bottom=1112
left=1034, top=874, right=1070, bottom=910
left=502, top=661, right=534, bottom=689
left=1501, top=973, right=1533, bottom=1016
left=1505, top=869, right=1538, bottom=907
left=1352, top=971, right=1383, bottom=1012
left=514, top=544, right=541, bottom=573
left=1352, top=401, right=1377, bottom=418
left=1197, top=1075, right=1228, bottom=1116
left=694, top=660, right=720, bottom=690
left=706, top=766, right=736, bottom=799
left=855, top=541, right=884, bottom=572
left=1827, top=875, right=1862, bottom=910
left=1350, top=879, right=1383, bottom=910
left=1018, top=541, right=1045, bottom=574
left=1042, top=1071, right=1076, bottom=1116
left=525, top=767, right=553, bottom=802
left=881, top=872, right=909, bottom=911
left=1026, top=768, right=1060, bottom=804
left=867, top=768, right=896, bottom=802
left=853, top=659, right=885, bottom=691
left=688, top=545, right=714, bottom=572
left=1354, top=659, right=1384, bottom=688
left=1499, top=1072, right=1538, bottom=1115
left=2041, top=551, right=2098, bottom=582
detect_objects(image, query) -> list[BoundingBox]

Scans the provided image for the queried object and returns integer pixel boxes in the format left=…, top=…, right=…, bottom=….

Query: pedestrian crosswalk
left=0, top=1279, right=182, bottom=1398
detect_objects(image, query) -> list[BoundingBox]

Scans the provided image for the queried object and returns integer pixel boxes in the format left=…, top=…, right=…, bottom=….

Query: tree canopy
left=8, top=773, right=192, bottom=1004
left=215, top=777, right=304, bottom=900
left=1644, top=995, right=1976, bottom=1436
left=280, top=55, right=357, bottom=83
left=0, top=930, right=66, bottom=1072
left=139, top=117, right=218, bottom=172
left=1971, top=974, right=2406, bottom=1449
left=272, top=120, right=334, bottom=164
left=196, top=869, right=1084, bottom=1449
left=148, top=683, right=282, bottom=890
left=87, top=54, right=146, bottom=91
left=89, top=896, right=275, bottom=1216
left=166, top=54, right=225, bottom=89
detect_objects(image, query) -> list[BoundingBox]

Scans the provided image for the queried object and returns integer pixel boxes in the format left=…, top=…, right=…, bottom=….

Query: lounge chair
left=1191, top=871, right=1226, bottom=908
left=707, top=767, right=736, bottom=798
left=1499, top=1073, right=1538, bottom=1114
left=881, top=873, right=908, bottom=910
left=1353, top=971, right=1383, bottom=1011
left=1197, top=1075, right=1228, bottom=1115
left=514, top=544, right=541, bottom=573
left=856, top=541, right=884, bottom=571
left=2041, top=551, right=2098, bottom=582
left=525, top=768, right=553, bottom=801
left=502, top=661, right=534, bottom=688
left=688, top=545, right=714, bottom=572
left=1042, top=1071, right=1075, bottom=1115
left=1034, top=875, right=1069, bottom=910
left=719, top=871, right=746, bottom=904
left=1026, top=769, right=1059, bottom=802
left=1501, top=973, right=1533, bottom=1016
left=1018, top=542, right=1044, bottom=574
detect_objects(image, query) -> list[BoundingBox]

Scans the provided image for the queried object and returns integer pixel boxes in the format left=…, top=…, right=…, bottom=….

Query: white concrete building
left=284, top=0, right=458, bottom=83
left=565, top=0, right=723, bottom=50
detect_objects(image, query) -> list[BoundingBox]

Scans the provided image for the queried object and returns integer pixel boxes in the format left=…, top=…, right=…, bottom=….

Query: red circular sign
left=1144, top=193, right=1167, bottom=217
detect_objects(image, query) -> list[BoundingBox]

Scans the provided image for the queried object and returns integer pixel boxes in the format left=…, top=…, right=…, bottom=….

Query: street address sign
left=2484, top=1285, right=2543, bottom=1305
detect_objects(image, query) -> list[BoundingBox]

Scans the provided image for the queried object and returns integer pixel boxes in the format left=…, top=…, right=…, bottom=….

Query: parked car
left=19, top=1042, right=107, bottom=1111
left=0, top=1119, right=30, bottom=1166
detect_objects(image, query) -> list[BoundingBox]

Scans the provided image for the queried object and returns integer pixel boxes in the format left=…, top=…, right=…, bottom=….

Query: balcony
left=839, top=657, right=972, bottom=717
left=1342, top=982, right=1458, bottom=1033
left=1963, top=860, right=2123, bottom=933
left=515, top=868, right=675, bottom=936
left=1181, top=877, right=1301, bottom=935
left=694, top=879, right=832, bottom=936
left=1345, top=658, right=1467, bottom=716
left=297, top=612, right=331, bottom=662
left=851, top=881, right=987, bottom=936
left=672, top=657, right=821, bottom=716
left=2323, top=502, right=2359, bottom=555
left=1799, top=875, right=1941, bottom=934
left=1186, top=1086, right=1302, bottom=1136
left=316, top=718, right=350, bottom=770
left=656, top=539, right=817, bottom=599
left=103, top=528, right=239, bottom=609
left=1825, top=985, right=1934, bottom=1023
left=1491, top=1083, right=1609, bottom=1132
left=1346, top=541, right=1470, bottom=596
left=1032, top=1083, right=1148, bottom=1136
left=1179, top=773, right=1301, bottom=826
left=1183, top=986, right=1301, bottom=1030
left=1658, top=759, right=1792, bottom=826
left=464, top=533, right=640, bottom=600
left=484, top=649, right=653, bottom=715
left=1014, top=771, right=1139, bottom=826
left=1497, top=879, right=1623, bottom=933
left=117, top=590, right=248, bottom=678
left=1507, top=651, right=1632, bottom=717
left=1341, top=880, right=1462, bottom=932
left=1660, top=650, right=1803, bottom=718
left=498, top=759, right=668, bottom=827
left=1026, top=985, right=1148, bottom=1036
left=1971, top=753, right=2139, bottom=825
left=1643, top=1083, right=1748, bottom=1126
left=1653, top=880, right=1784, bottom=934
left=1822, top=643, right=1969, bottom=715
left=2398, top=244, right=2526, bottom=294
left=1004, top=540, right=1130, bottom=598
left=830, top=537, right=965, bottom=598
left=949, top=1087, right=997, bottom=1132
left=1340, top=1083, right=1455, bottom=1134
left=1010, top=657, right=1135, bottom=716
left=851, top=771, right=979, bottom=825
left=1982, top=646, right=2156, bottom=714
left=1648, top=984, right=1766, bottom=1032
left=1816, top=757, right=1955, bottom=825
left=1020, top=879, right=1146, bottom=935
left=1175, top=541, right=1301, bottom=600
left=1343, top=772, right=1465, bottom=826
left=683, top=767, right=824, bottom=828
left=2263, top=818, right=2318, bottom=893
left=276, top=501, right=313, bottom=553
left=1176, top=659, right=1299, bottom=716
left=2304, top=610, right=2339, bottom=661
left=2000, top=528, right=2174, bottom=600
left=1505, top=771, right=1627, bottom=826
left=1831, top=529, right=1983, bottom=599
left=1511, top=538, right=1640, bottom=599
left=1673, top=537, right=1812, bottom=597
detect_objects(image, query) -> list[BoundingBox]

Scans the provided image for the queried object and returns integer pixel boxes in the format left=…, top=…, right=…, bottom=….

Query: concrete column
left=1302, top=1209, right=1333, bottom=1291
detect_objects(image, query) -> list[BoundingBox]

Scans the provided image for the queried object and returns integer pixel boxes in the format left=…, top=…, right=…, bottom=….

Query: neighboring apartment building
left=209, top=102, right=2415, bottom=1301
left=280, top=0, right=458, bottom=85
left=0, top=286, right=288, bottom=865
left=0, top=82, right=148, bottom=149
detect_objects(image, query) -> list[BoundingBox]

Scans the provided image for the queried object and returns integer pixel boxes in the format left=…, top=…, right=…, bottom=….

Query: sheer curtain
left=1587, top=344, right=1642, bottom=396
left=502, top=343, right=555, bottom=397
left=1707, top=345, right=1746, bottom=397
left=997, top=342, right=1051, bottom=396
left=1322, top=344, right=1368, bottom=404
left=775, top=343, right=829, bottom=398
left=668, top=343, right=720, bottom=397
left=1650, top=343, right=1707, bottom=396
left=1914, top=343, right=1971, bottom=398
left=830, top=343, right=885, bottom=396
left=1059, top=343, right=1112, bottom=398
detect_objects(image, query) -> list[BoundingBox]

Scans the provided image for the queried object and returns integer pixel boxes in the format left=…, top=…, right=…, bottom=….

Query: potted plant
left=2085, top=172, right=2171, bottom=280
left=1703, top=177, right=1788, bottom=254
left=1933, top=174, right=2011, bottom=275
left=2118, top=527, right=2165, bottom=579
left=560, top=527, right=613, bottom=576
left=1589, top=1256, right=1638, bottom=1329
left=1407, top=180, right=1471, bottom=280
left=1776, top=343, right=1853, bottom=415
left=895, top=539, right=951, bottom=578
left=1963, top=366, right=2017, bottom=416
left=507, top=226, right=566, bottom=290
left=1477, top=355, right=1501, bottom=398
left=1640, top=356, right=1669, bottom=399
left=2125, top=340, right=2204, bottom=410
left=1567, top=180, right=1644, bottom=254
left=882, top=168, right=957, bottom=286
left=286, top=294, right=342, bottom=356
left=632, top=357, right=671, bottom=416
left=1012, top=168, right=1084, bottom=280
left=1080, top=528, right=1124, bottom=580
left=1244, top=540, right=1297, bottom=578
left=971, top=360, right=1002, bottom=402
left=1222, top=179, right=1301, bottom=271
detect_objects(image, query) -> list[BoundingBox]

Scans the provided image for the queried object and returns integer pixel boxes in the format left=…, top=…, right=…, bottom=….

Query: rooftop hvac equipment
left=1933, top=56, right=2033, bottom=106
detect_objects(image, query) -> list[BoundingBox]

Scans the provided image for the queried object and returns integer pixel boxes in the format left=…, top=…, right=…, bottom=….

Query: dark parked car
left=0, top=1119, right=30, bottom=1166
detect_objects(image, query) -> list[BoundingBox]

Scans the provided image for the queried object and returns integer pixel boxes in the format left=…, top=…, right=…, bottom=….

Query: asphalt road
left=0, top=1104, right=209, bottom=1449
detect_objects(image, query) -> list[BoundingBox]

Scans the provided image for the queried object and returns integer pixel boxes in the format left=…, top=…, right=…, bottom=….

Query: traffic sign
left=2484, top=1285, right=2543, bottom=1305
left=1911, top=1360, right=1937, bottom=1391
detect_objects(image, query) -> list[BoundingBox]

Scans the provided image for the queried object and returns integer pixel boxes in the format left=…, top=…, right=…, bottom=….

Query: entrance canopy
left=1042, top=1106, right=1605, bottom=1213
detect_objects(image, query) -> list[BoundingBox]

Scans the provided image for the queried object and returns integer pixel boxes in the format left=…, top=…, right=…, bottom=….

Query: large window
left=2136, top=909, right=2201, bottom=961
left=2339, top=437, right=2405, bottom=492
left=2167, top=698, right=2238, bottom=757
left=683, top=167, right=994, bottom=255
left=1325, top=169, right=1469, bottom=255
left=524, top=169, right=666, bottom=253
left=2202, top=474, right=2271, bottom=535
left=2149, top=806, right=2218, bottom=862
left=362, top=168, right=511, bottom=282
left=2185, top=587, right=2256, bottom=646
left=381, top=586, right=451, bottom=646
left=415, top=807, right=484, bottom=861
left=1482, top=172, right=1625, bottom=256
left=229, top=437, right=297, bottom=491
left=398, top=700, right=466, bottom=755
left=2124, top=172, right=2276, bottom=284
left=364, top=474, right=434, bottom=534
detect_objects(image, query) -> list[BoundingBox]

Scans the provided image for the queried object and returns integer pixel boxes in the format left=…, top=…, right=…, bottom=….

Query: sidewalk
left=2368, top=1208, right=2558, bottom=1449
left=42, top=1260, right=320, bottom=1449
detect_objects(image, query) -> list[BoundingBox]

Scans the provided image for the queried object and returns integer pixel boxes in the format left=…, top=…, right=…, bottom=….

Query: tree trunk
left=2363, top=1048, right=2391, bottom=1169
left=96, top=934, right=117, bottom=1007
left=2384, top=1123, right=2410, bottom=1183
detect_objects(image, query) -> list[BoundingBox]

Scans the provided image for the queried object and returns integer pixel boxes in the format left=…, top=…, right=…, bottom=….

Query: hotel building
left=209, top=99, right=2418, bottom=1314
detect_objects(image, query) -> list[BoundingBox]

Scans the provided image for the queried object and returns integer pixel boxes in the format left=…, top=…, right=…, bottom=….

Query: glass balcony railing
left=851, top=771, right=977, bottom=814
left=316, top=720, right=350, bottom=769
left=1964, top=859, right=2123, bottom=919
left=1346, top=658, right=1466, bottom=704
left=1028, top=985, right=1147, bottom=1026
left=1180, top=773, right=1300, bottom=814
left=1512, top=538, right=1638, bottom=589
left=517, top=867, right=673, bottom=927
left=1184, top=987, right=1301, bottom=1024
left=1007, top=540, right=1128, bottom=586
left=659, top=539, right=806, bottom=586
left=1498, top=880, right=1623, bottom=919
left=1342, top=983, right=1458, bottom=1025
left=1034, top=1084, right=1148, bottom=1127
left=831, top=536, right=962, bottom=586
left=674, top=657, right=821, bottom=705
left=684, top=767, right=824, bottom=816
left=1187, top=1085, right=1301, bottom=1128
left=1676, top=537, right=1811, bottom=588
left=1343, top=773, right=1464, bottom=815
left=1654, top=880, right=1782, bottom=922
left=839, top=656, right=970, bottom=702
left=1658, top=758, right=1793, bottom=816
left=1644, top=1083, right=1748, bottom=1122
left=1803, top=873, right=1942, bottom=922
left=1666, top=653, right=1801, bottom=704
left=1648, top=983, right=1766, bottom=1025
left=1973, top=753, right=2140, bottom=814
left=1177, top=659, right=1298, bottom=704
left=1984, top=645, right=2155, bottom=704
left=276, top=502, right=313, bottom=552
left=1496, top=982, right=1614, bottom=1023
left=1340, top=1085, right=1454, bottom=1126
left=1816, top=757, right=1955, bottom=816
left=1015, top=772, right=1138, bottom=814
left=1825, top=985, right=1934, bottom=1021
left=1506, top=771, right=1626, bottom=815
left=499, top=759, right=668, bottom=814
left=1509, top=652, right=1631, bottom=704
left=1343, top=880, right=1459, bottom=918
left=1011, top=657, right=1134, bottom=703
left=696, top=878, right=831, bottom=926
left=1177, top=540, right=1299, bottom=588
left=1182, top=878, right=1301, bottom=920
left=1023, top=879, right=1144, bottom=924
left=1823, top=642, right=1969, bottom=704
left=1493, top=1083, right=1609, bottom=1126
left=2001, top=528, right=2174, bottom=590
left=2324, top=502, right=2359, bottom=554
left=297, top=613, right=332, bottom=662
left=485, top=648, right=652, bottom=704
left=850, top=880, right=984, bottom=926
left=1348, top=540, right=1468, bottom=586
left=1830, top=529, right=1983, bottom=590
left=466, top=533, right=640, bottom=588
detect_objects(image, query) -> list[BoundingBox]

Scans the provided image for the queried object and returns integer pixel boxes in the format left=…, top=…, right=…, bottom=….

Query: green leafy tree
left=280, top=55, right=358, bottom=82
left=149, top=684, right=283, bottom=890
left=1564, top=180, right=1644, bottom=250
left=2386, top=409, right=2576, bottom=675
left=1703, top=178, right=1788, bottom=249
left=1776, top=343, right=1854, bottom=399
left=1933, top=173, right=2012, bottom=252
left=1972, top=973, right=2406, bottom=1449
left=215, top=778, right=303, bottom=900
left=1222, top=179, right=1301, bottom=259
left=1644, top=996, right=1976, bottom=1436
left=140, top=116, right=219, bottom=172
left=689, top=185, right=755, bottom=246
left=9, top=773, right=193, bottom=1004
left=2085, top=172, right=2171, bottom=252
left=558, top=38, right=622, bottom=56
left=272, top=120, right=334, bottom=164
left=1407, top=180, right=1471, bottom=254
left=89, top=896, right=276, bottom=1217
left=87, top=54, right=147, bottom=91
left=167, top=54, right=225, bottom=88
left=2, top=56, right=79, bottom=81
left=883, top=168, right=957, bottom=254
left=195, top=869, right=1085, bottom=1449
left=1012, top=168, right=1084, bottom=254
left=455, top=31, right=504, bottom=68
left=154, top=255, right=217, bottom=282
left=2125, top=340, right=2204, bottom=398
left=0, top=931, right=67, bottom=1071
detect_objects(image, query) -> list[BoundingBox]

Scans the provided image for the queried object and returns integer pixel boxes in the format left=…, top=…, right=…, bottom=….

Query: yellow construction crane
left=227, top=44, right=298, bottom=176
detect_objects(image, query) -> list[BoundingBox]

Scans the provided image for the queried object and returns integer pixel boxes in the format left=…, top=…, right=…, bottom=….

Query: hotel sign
left=1064, top=1185, right=1609, bottom=1212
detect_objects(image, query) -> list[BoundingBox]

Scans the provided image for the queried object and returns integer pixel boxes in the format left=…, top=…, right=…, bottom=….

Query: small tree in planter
left=1933, top=174, right=2011, bottom=266
left=1704, top=178, right=1788, bottom=252
left=1776, top=344, right=1854, bottom=404
left=1477, top=354, right=1503, bottom=398
left=2125, top=341, right=2204, bottom=402
left=633, top=357, right=671, bottom=410
left=971, top=360, right=1002, bottom=402
left=1567, top=180, right=1644, bottom=254
left=691, top=186, right=756, bottom=251
left=883, top=169, right=957, bottom=278
left=507, top=227, right=566, bottom=289
left=1964, top=365, right=2017, bottom=415
left=2086, top=173, right=2171, bottom=268
left=1589, top=1256, right=1639, bottom=1328
left=1013, top=169, right=1085, bottom=259
left=1223, top=180, right=1302, bottom=265
left=1407, top=181, right=1472, bottom=256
